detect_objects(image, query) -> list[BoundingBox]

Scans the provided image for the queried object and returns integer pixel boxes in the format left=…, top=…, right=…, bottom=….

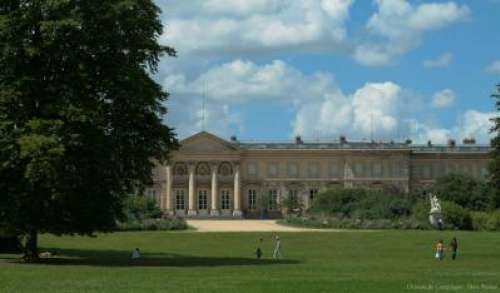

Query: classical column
left=187, top=163, right=197, bottom=216
left=165, top=164, right=173, bottom=215
left=210, top=163, right=220, bottom=216
left=232, top=163, right=243, bottom=217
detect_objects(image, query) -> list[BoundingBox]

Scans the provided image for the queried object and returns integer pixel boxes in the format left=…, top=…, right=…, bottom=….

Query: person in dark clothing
left=256, top=238, right=263, bottom=259
left=450, top=237, right=458, bottom=260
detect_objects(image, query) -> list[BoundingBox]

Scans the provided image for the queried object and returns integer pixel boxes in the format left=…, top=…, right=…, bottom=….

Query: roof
left=181, top=132, right=492, bottom=153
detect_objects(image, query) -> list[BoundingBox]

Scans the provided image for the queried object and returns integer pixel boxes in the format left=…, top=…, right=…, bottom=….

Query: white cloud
left=164, top=59, right=493, bottom=143
left=166, top=97, right=242, bottom=140
left=159, top=0, right=354, bottom=55
left=355, top=1, right=469, bottom=66
left=292, top=81, right=408, bottom=140
left=164, top=59, right=335, bottom=104
left=424, top=53, right=453, bottom=68
left=432, top=89, right=455, bottom=108
left=414, top=110, right=495, bottom=144
left=158, top=0, right=469, bottom=66
left=458, top=110, right=495, bottom=142
left=486, top=60, right=500, bottom=74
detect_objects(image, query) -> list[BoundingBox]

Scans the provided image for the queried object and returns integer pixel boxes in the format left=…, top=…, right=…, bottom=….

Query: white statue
left=428, top=193, right=443, bottom=229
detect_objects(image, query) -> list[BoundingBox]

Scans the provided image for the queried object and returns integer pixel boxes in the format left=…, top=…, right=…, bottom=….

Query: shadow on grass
left=3, top=248, right=301, bottom=267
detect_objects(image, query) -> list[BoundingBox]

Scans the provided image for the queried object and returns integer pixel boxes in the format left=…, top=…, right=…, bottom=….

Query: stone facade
left=147, top=131, right=492, bottom=218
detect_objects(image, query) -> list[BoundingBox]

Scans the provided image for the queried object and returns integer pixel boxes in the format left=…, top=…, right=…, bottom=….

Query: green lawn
left=1, top=231, right=499, bottom=292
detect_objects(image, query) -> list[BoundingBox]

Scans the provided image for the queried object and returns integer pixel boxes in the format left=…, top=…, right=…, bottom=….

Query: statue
left=428, top=193, right=443, bottom=229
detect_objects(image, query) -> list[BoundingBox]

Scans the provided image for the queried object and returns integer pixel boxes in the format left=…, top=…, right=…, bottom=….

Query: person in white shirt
left=273, top=235, right=282, bottom=259
left=131, top=248, right=141, bottom=259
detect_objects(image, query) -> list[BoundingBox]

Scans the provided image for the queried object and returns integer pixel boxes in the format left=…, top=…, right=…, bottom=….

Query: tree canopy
left=490, top=83, right=500, bottom=209
left=0, top=0, right=177, bottom=259
left=432, top=173, right=495, bottom=211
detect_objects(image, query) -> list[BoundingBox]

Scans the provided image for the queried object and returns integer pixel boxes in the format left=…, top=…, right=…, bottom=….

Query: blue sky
left=155, top=0, right=500, bottom=144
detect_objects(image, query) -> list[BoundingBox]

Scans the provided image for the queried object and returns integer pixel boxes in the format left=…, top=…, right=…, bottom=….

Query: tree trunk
left=23, top=229, right=38, bottom=262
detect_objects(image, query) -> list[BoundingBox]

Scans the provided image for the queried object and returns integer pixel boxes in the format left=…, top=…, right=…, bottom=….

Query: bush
left=117, top=217, right=187, bottom=231
left=486, top=210, right=500, bottom=231
left=441, top=201, right=473, bottom=230
left=471, top=212, right=491, bottom=231
left=432, top=173, right=495, bottom=211
left=281, top=214, right=430, bottom=230
left=310, top=188, right=414, bottom=220
left=124, top=195, right=162, bottom=222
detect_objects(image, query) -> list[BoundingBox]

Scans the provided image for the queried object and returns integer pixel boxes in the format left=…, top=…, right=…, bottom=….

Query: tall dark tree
left=0, top=0, right=177, bottom=260
left=490, top=83, right=500, bottom=209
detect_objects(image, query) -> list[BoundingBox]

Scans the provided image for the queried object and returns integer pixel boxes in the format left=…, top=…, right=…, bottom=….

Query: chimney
left=295, top=135, right=303, bottom=144
left=230, top=135, right=238, bottom=143
left=339, top=135, right=347, bottom=144
left=427, top=140, right=432, bottom=147
left=463, top=137, right=476, bottom=145
left=405, top=138, right=412, bottom=145
left=448, top=139, right=456, bottom=147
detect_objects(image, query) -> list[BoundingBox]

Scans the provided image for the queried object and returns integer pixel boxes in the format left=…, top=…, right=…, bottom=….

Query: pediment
left=178, top=131, right=239, bottom=154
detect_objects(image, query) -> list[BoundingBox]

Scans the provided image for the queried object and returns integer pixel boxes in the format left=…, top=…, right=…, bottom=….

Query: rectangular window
left=354, top=162, right=364, bottom=177
left=248, top=189, right=257, bottom=210
left=268, top=189, right=278, bottom=210
left=308, top=162, right=319, bottom=178
left=221, top=189, right=231, bottom=210
left=330, top=163, right=339, bottom=178
left=423, top=165, right=431, bottom=179
left=268, top=163, right=278, bottom=177
left=392, top=162, right=400, bottom=177
left=247, top=162, right=257, bottom=176
left=309, top=188, right=318, bottom=201
left=287, top=162, right=298, bottom=177
left=373, top=162, right=382, bottom=177
left=175, top=190, right=185, bottom=210
left=288, top=190, right=298, bottom=206
left=198, top=189, right=208, bottom=210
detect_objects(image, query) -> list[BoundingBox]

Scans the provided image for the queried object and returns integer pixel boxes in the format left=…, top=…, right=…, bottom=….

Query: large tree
left=0, top=0, right=177, bottom=260
left=490, top=83, right=500, bottom=209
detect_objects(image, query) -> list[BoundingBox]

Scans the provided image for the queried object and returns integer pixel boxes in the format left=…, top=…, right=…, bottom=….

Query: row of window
left=174, top=189, right=233, bottom=210
left=171, top=188, right=320, bottom=211
left=246, top=161, right=407, bottom=178
left=412, top=163, right=489, bottom=179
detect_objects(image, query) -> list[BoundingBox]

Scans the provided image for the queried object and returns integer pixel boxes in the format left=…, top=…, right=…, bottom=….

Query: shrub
left=310, top=188, right=414, bottom=220
left=117, top=217, right=187, bottom=231
left=471, top=212, right=491, bottom=231
left=124, top=195, right=162, bottom=222
left=412, top=199, right=430, bottom=222
left=486, top=210, right=500, bottom=231
left=432, top=173, right=494, bottom=211
left=281, top=215, right=430, bottom=230
left=441, top=201, right=473, bottom=230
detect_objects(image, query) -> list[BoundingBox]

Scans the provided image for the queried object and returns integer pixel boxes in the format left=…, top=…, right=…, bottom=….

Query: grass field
left=1, top=230, right=499, bottom=292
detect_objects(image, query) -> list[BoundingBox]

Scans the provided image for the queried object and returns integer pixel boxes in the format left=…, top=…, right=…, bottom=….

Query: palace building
left=148, top=131, right=491, bottom=218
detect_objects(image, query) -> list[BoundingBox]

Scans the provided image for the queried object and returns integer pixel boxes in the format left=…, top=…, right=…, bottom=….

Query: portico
left=163, top=160, right=243, bottom=217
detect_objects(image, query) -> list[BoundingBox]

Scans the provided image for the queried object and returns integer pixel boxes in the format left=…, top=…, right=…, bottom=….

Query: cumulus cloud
left=158, top=0, right=467, bottom=66
left=164, top=59, right=493, bottom=143
left=432, top=89, right=455, bottom=108
left=423, top=53, right=453, bottom=68
left=354, top=1, right=469, bottom=66
left=159, top=0, right=354, bottom=55
left=486, top=60, right=500, bottom=74
left=415, top=110, right=495, bottom=144
left=164, top=59, right=335, bottom=104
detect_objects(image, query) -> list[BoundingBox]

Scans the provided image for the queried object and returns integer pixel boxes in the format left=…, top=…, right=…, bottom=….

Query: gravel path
left=187, top=219, right=340, bottom=232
